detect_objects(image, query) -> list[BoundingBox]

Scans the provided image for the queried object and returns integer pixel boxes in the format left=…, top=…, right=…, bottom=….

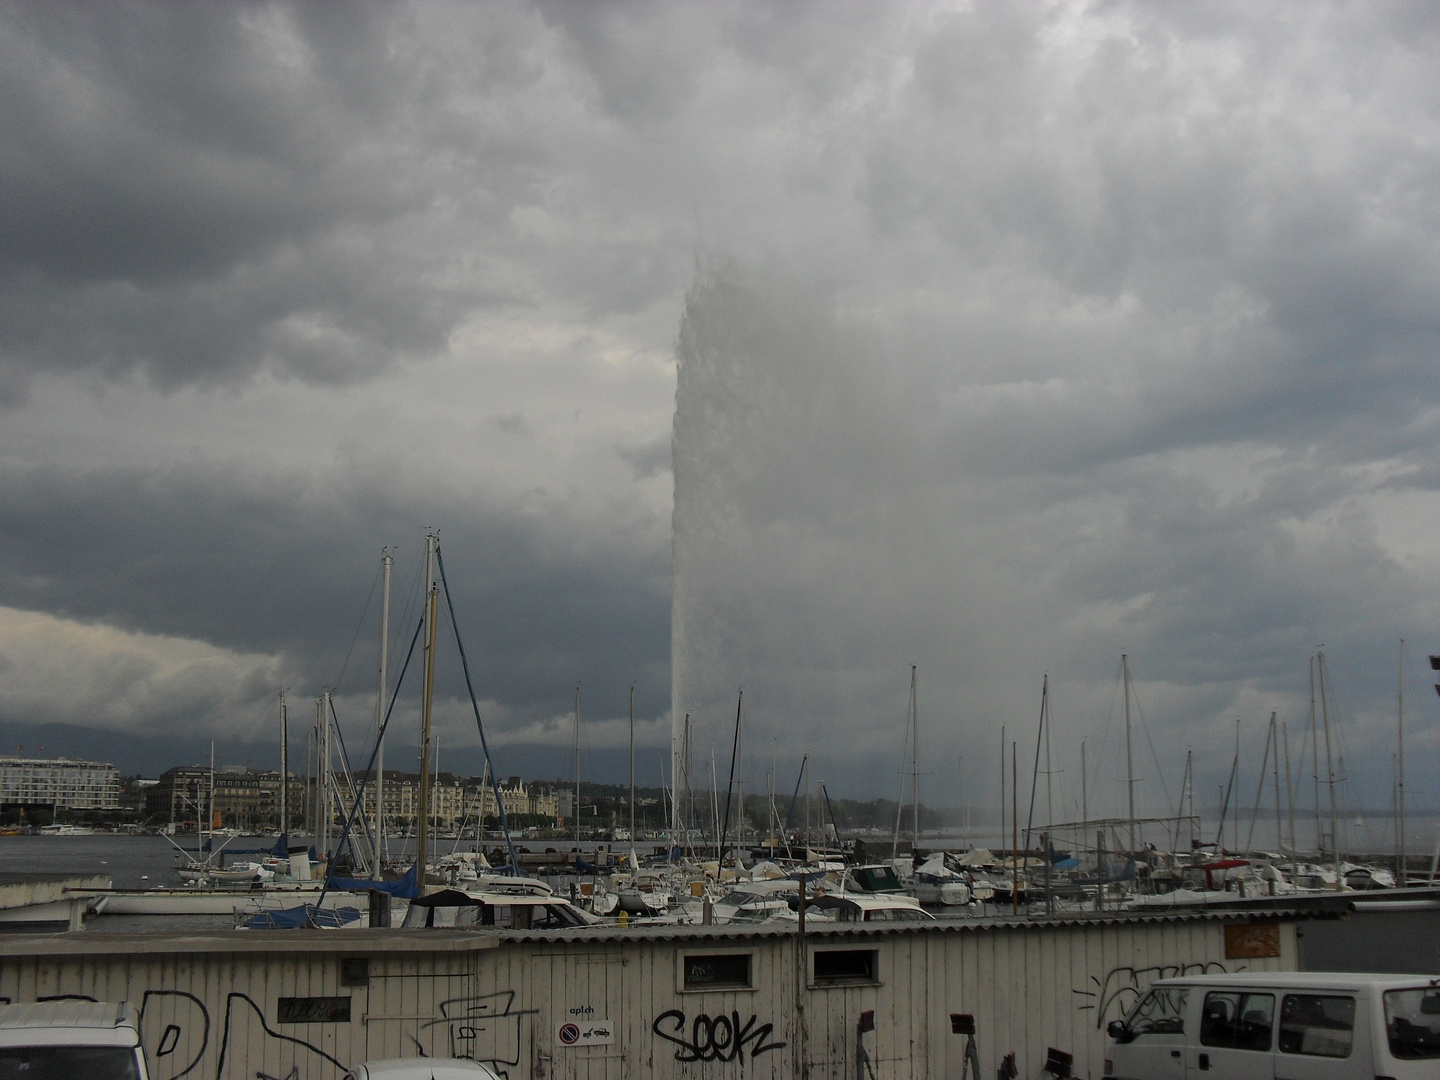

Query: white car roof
left=1152, top=972, right=1438, bottom=991
left=0, top=1001, right=140, bottom=1047
left=350, top=1058, right=503, bottom=1080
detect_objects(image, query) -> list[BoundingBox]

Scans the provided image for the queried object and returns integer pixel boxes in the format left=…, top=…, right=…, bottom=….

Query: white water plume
left=669, top=265, right=1018, bottom=803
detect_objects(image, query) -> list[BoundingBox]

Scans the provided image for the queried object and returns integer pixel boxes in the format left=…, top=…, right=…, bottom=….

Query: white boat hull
left=92, top=888, right=372, bottom=917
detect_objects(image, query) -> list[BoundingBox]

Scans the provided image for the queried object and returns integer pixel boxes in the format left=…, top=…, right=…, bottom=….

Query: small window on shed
left=812, top=949, right=879, bottom=987
left=683, top=953, right=753, bottom=990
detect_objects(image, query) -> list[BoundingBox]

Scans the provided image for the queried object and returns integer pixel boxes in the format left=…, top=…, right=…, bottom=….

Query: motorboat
left=911, top=854, right=972, bottom=906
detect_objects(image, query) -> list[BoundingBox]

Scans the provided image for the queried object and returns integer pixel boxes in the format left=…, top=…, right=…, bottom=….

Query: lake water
left=0, top=833, right=194, bottom=889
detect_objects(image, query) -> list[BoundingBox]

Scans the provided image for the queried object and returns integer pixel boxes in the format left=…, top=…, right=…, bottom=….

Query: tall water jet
left=670, top=264, right=990, bottom=799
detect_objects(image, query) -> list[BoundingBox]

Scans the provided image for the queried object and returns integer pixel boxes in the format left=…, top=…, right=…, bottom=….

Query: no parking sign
left=557, top=1020, right=613, bottom=1046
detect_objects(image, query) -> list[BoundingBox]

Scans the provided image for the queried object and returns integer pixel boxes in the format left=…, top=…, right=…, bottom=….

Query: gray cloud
left=0, top=456, right=669, bottom=735
left=0, top=2, right=1436, bottom=830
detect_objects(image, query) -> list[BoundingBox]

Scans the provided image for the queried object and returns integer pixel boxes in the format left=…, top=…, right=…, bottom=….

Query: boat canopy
left=328, top=862, right=421, bottom=899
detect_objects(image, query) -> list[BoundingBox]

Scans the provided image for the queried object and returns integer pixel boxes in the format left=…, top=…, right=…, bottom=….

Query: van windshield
left=1127, top=987, right=1188, bottom=1036
left=1384, top=988, right=1440, bottom=1060
left=0, top=1046, right=139, bottom=1080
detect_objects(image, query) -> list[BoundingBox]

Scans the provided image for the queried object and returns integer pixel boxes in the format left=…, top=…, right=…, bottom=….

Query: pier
left=0, top=872, right=110, bottom=931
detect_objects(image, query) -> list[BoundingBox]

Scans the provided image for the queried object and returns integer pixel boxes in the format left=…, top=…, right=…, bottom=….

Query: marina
left=3, top=6, right=1440, bottom=1077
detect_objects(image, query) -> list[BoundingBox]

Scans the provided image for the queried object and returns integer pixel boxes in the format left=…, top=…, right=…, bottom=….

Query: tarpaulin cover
left=327, top=861, right=420, bottom=899
left=243, top=905, right=361, bottom=929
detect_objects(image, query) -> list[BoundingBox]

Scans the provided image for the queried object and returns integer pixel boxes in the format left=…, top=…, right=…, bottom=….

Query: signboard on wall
left=557, top=1020, right=614, bottom=1046
left=1224, top=922, right=1281, bottom=959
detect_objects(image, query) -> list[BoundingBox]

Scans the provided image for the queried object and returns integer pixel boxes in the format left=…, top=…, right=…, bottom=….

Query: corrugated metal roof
left=0, top=900, right=1346, bottom=955
left=496, top=904, right=1344, bottom=944
left=0, top=928, right=500, bottom=956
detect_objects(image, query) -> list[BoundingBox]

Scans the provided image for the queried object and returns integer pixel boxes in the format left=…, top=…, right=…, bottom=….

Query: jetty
left=0, top=872, right=110, bottom=931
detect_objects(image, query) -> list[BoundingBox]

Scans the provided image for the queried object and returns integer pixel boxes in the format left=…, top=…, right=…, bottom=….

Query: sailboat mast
left=376, top=548, right=392, bottom=865
left=1044, top=678, right=1053, bottom=836
left=416, top=533, right=438, bottom=884
left=1185, top=749, right=1195, bottom=850
left=1123, top=654, right=1136, bottom=858
left=1317, top=650, right=1340, bottom=889
left=1282, top=720, right=1296, bottom=880
left=300, top=731, right=309, bottom=840
left=1310, top=656, right=1321, bottom=856
left=999, top=724, right=1006, bottom=860
left=315, top=696, right=326, bottom=859
left=736, top=692, right=745, bottom=863
left=629, top=683, right=636, bottom=847
left=892, top=690, right=909, bottom=860
left=1233, top=716, right=1241, bottom=853
left=1398, top=638, right=1406, bottom=885
left=1010, top=740, right=1019, bottom=915
left=710, top=751, right=719, bottom=861
left=574, top=686, right=581, bottom=848
left=278, top=690, right=288, bottom=840
left=208, top=739, right=216, bottom=847
left=911, top=665, right=919, bottom=854
left=1024, top=675, right=1047, bottom=860
left=1270, top=712, right=1282, bottom=854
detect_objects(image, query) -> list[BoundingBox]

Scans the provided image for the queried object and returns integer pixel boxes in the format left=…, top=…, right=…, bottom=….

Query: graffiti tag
left=652, top=1009, right=787, bottom=1063
left=1074, top=962, right=1232, bottom=1028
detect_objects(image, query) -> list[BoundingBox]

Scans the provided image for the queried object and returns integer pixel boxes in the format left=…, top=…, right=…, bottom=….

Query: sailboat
left=292, top=533, right=597, bottom=930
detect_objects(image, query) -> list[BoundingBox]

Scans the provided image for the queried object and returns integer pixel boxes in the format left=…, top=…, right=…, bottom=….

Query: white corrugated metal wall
left=0, top=914, right=1295, bottom=1080
left=488, top=916, right=1296, bottom=1080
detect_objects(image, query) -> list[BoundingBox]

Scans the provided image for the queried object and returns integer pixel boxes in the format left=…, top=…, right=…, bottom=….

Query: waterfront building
left=146, top=766, right=302, bottom=830
left=0, top=756, right=119, bottom=810
left=348, top=771, right=560, bottom=833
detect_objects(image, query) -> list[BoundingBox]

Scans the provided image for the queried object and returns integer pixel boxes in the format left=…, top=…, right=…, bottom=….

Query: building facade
left=0, top=756, right=120, bottom=810
left=347, top=772, right=559, bottom=833
left=146, top=767, right=303, bottom=830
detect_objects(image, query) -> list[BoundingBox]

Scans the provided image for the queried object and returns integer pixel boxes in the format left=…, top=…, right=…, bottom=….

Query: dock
left=0, top=872, right=110, bottom=931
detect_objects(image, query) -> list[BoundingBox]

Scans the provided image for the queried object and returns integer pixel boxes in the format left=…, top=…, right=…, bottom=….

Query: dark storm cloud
left=0, top=2, right=540, bottom=391
left=1, top=0, right=1438, bottom=817
left=0, top=456, right=670, bottom=729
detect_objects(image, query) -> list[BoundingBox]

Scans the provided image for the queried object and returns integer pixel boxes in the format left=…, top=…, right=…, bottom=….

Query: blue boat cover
left=243, top=905, right=361, bottom=930
left=1049, top=847, right=1080, bottom=870
left=327, top=861, right=420, bottom=899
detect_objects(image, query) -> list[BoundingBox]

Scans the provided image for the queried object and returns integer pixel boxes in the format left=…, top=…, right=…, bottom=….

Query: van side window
left=1384, top=988, right=1440, bottom=1060
left=1200, top=991, right=1274, bottom=1052
left=1279, top=994, right=1354, bottom=1057
left=1128, top=987, right=1189, bottom=1036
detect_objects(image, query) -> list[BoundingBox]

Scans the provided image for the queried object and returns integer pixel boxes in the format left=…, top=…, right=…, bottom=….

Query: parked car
left=0, top=1000, right=149, bottom=1080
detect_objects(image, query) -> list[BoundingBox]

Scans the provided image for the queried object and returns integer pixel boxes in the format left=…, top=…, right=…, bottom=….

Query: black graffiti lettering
left=156, top=1024, right=180, bottom=1057
left=1076, top=962, right=1231, bottom=1029
left=654, top=1009, right=699, bottom=1061
left=140, top=989, right=209, bottom=1080
left=652, top=1008, right=787, bottom=1063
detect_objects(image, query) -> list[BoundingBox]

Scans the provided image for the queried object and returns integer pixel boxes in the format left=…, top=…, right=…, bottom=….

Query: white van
left=0, top=1000, right=149, bottom=1080
left=1105, top=972, right=1440, bottom=1080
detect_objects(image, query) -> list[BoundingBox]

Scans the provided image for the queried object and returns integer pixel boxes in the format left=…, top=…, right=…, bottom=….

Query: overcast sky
left=2, top=2, right=1438, bottom=844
